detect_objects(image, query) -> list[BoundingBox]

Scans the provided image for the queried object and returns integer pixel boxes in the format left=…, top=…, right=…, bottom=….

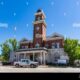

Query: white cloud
left=64, top=12, right=67, bottom=16
left=26, top=24, right=29, bottom=27
left=76, top=1, right=80, bottom=6
left=13, top=12, right=16, bottom=16
left=26, top=2, right=29, bottom=6
left=14, top=26, right=17, bottom=31
left=51, top=24, right=54, bottom=27
left=0, top=1, right=4, bottom=5
left=51, top=2, right=54, bottom=6
left=72, top=23, right=80, bottom=28
left=0, top=23, right=8, bottom=28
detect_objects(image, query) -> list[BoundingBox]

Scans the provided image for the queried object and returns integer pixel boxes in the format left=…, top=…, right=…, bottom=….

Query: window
left=22, top=46, right=28, bottom=49
left=52, top=43, right=60, bottom=48
left=22, top=60, right=25, bottom=62
left=38, top=17, right=40, bottom=20
left=35, top=43, right=40, bottom=48
left=25, top=46, right=28, bottom=48
left=22, top=46, right=25, bottom=49
left=52, top=43, right=57, bottom=48
left=36, top=27, right=39, bottom=31
left=57, top=43, right=60, bottom=48
left=45, top=44, right=48, bottom=48
left=26, top=60, right=29, bottom=64
left=52, top=43, right=55, bottom=48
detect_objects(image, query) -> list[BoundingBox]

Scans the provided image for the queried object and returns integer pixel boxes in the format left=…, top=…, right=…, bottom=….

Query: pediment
left=47, top=32, right=64, bottom=38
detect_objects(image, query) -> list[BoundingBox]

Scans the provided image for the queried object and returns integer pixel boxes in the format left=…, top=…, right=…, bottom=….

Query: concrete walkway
left=0, top=66, right=80, bottom=73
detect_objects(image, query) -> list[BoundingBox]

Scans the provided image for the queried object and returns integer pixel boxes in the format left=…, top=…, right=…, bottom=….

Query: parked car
left=74, top=60, right=80, bottom=67
left=57, top=59, right=69, bottom=66
left=14, top=59, right=39, bottom=68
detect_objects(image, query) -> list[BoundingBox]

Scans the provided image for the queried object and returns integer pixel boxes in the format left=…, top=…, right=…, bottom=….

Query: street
left=0, top=65, right=80, bottom=73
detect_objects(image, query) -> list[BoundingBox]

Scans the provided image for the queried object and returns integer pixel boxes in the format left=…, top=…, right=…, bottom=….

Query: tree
left=0, top=38, right=18, bottom=61
left=64, top=38, right=79, bottom=65
left=0, top=41, right=11, bottom=61
left=9, top=38, right=18, bottom=51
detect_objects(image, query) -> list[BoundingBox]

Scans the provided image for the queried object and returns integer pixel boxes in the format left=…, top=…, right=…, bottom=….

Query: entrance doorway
left=30, top=55, right=33, bottom=61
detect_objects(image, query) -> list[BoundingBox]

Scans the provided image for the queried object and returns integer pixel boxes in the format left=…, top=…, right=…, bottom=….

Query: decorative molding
left=35, top=34, right=42, bottom=38
left=33, top=20, right=47, bottom=26
left=35, top=11, right=46, bottom=18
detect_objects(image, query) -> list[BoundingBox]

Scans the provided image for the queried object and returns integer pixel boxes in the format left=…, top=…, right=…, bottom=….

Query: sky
left=0, top=0, right=80, bottom=54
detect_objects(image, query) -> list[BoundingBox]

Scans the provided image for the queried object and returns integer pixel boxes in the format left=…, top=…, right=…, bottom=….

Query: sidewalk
left=38, top=65, right=48, bottom=68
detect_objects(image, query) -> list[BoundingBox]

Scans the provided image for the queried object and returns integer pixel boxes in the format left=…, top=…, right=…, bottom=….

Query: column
left=17, top=54, right=19, bottom=61
left=24, top=53, right=26, bottom=59
left=40, top=52, right=43, bottom=65
left=43, top=52, right=46, bottom=65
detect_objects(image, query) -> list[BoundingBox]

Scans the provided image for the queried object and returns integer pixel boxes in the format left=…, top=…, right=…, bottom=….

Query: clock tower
left=33, top=9, right=46, bottom=48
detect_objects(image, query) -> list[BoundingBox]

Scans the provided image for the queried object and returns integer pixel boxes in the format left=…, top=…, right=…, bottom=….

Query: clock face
left=36, top=27, right=39, bottom=31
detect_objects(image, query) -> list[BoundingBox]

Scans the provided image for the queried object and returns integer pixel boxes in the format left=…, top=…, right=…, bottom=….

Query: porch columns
left=17, top=54, right=19, bottom=61
left=40, top=52, right=43, bottom=65
left=24, top=53, right=26, bottom=59
left=43, top=52, right=46, bottom=65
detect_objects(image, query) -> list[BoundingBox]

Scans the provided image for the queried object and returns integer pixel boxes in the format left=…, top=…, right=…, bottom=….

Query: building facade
left=9, top=9, right=69, bottom=65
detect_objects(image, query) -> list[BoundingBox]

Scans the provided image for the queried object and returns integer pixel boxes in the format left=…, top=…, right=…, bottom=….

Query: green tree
left=64, top=38, right=79, bottom=65
left=9, top=38, right=18, bottom=51
left=0, top=41, right=11, bottom=61
left=0, top=38, right=18, bottom=61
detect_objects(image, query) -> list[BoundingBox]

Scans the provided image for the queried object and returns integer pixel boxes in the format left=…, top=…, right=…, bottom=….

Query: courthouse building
left=9, top=9, right=69, bottom=65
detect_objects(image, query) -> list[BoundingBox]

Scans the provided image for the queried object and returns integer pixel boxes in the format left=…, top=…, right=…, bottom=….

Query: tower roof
left=37, top=9, right=42, bottom=13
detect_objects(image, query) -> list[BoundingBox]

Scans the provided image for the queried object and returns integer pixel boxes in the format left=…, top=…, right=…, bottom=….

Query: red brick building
left=10, top=9, right=69, bottom=65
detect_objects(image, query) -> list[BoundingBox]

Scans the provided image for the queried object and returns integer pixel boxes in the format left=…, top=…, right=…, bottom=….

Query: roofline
left=46, top=37, right=64, bottom=41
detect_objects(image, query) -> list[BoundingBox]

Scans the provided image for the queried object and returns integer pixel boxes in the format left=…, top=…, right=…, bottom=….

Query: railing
left=16, top=47, right=48, bottom=52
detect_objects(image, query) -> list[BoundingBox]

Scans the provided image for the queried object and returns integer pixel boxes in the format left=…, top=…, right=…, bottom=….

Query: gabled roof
left=47, top=32, right=64, bottom=38
left=46, top=32, right=64, bottom=41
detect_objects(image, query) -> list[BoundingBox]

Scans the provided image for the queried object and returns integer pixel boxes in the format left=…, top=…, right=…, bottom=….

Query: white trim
left=35, top=12, right=46, bottom=18
left=33, top=20, right=47, bottom=26
left=16, top=50, right=47, bottom=54
left=46, top=37, right=64, bottom=41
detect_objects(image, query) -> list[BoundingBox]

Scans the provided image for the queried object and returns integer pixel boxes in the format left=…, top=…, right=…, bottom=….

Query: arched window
left=35, top=43, right=40, bottom=48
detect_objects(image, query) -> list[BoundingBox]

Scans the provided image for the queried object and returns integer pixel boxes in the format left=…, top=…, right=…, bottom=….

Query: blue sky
left=0, top=0, right=80, bottom=54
